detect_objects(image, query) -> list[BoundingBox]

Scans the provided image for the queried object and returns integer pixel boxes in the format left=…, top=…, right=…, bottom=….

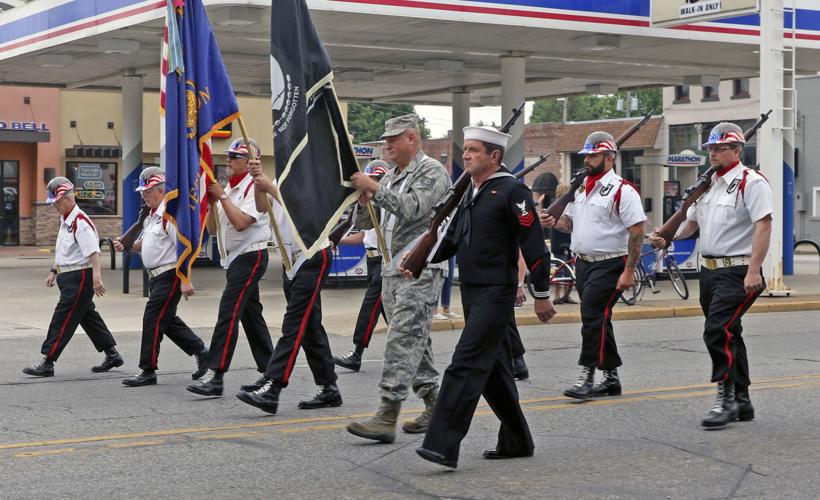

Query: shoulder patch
left=515, top=199, right=534, bottom=227
left=599, top=184, right=614, bottom=196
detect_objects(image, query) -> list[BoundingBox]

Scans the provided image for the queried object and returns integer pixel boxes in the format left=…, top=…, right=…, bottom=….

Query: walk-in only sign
left=651, top=0, right=759, bottom=28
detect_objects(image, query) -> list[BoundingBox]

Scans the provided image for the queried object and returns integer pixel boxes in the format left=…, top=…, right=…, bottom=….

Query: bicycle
left=526, top=253, right=577, bottom=304
left=619, top=245, right=689, bottom=305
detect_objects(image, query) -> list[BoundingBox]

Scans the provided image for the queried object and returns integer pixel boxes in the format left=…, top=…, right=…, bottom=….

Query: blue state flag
left=163, top=0, right=239, bottom=285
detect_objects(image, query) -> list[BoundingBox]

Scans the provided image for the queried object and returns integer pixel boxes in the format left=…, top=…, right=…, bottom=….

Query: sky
left=415, top=102, right=535, bottom=139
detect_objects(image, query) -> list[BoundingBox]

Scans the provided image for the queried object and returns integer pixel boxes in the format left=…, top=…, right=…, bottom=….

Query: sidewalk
left=0, top=247, right=818, bottom=337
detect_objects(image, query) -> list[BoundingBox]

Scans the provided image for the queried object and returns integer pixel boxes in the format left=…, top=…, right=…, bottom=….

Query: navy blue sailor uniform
left=687, top=162, right=772, bottom=391
left=565, top=168, right=646, bottom=370
left=135, top=200, right=206, bottom=371
left=421, top=168, right=551, bottom=465
left=41, top=206, right=117, bottom=361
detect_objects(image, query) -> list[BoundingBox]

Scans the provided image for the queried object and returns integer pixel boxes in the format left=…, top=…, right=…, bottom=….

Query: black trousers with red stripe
left=423, top=284, right=533, bottom=464
left=506, top=319, right=526, bottom=358
left=41, top=269, right=117, bottom=361
left=206, top=250, right=273, bottom=373
left=352, top=256, right=385, bottom=349
left=139, top=269, right=205, bottom=371
left=699, top=265, right=762, bottom=388
left=264, top=248, right=336, bottom=388
left=575, top=257, right=624, bottom=369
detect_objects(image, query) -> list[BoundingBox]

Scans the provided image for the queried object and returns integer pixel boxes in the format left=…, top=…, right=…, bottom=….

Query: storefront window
left=66, top=162, right=118, bottom=215
left=619, top=150, right=641, bottom=190
left=1, top=160, right=19, bottom=246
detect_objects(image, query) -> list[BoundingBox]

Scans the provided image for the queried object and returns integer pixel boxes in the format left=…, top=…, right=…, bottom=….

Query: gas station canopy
left=3, top=0, right=820, bottom=104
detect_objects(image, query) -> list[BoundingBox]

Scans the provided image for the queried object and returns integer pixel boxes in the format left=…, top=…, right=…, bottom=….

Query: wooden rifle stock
left=543, top=111, right=654, bottom=220
left=655, top=110, right=772, bottom=247
left=119, top=204, right=151, bottom=252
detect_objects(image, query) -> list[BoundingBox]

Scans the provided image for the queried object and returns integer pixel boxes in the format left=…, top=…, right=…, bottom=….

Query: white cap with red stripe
left=578, top=131, right=617, bottom=155
left=136, top=166, right=167, bottom=192
left=46, top=177, right=74, bottom=204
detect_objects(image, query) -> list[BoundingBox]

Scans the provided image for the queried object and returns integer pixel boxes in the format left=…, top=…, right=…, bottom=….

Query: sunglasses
left=707, top=145, right=737, bottom=153
left=227, top=152, right=248, bottom=160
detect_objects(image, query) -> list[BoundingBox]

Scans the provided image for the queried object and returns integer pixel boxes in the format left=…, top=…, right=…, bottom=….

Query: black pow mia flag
left=270, top=0, right=359, bottom=256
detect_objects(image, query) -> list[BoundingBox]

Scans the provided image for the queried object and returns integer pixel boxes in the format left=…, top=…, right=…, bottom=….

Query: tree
left=530, top=88, right=662, bottom=124
left=347, top=102, right=431, bottom=142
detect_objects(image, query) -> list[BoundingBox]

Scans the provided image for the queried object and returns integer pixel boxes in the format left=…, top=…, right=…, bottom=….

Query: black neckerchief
left=456, top=167, right=515, bottom=246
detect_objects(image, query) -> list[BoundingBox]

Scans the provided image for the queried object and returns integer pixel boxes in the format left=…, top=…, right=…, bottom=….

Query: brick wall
left=18, top=217, right=35, bottom=246
left=33, top=202, right=121, bottom=246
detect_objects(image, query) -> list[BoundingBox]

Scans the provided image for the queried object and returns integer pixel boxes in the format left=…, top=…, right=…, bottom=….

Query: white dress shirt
left=140, top=200, right=178, bottom=269
left=216, top=173, right=272, bottom=269
left=267, top=189, right=330, bottom=280
left=55, top=205, right=100, bottom=267
left=565, top=169, right=646, bottom=256
left=686, top=162, right=773, bottom=257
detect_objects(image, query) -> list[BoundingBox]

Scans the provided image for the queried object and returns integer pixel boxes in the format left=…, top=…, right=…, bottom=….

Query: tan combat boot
left=347, top=398, right=401, bottom=443
left=402, top=387, right=437, bottom=434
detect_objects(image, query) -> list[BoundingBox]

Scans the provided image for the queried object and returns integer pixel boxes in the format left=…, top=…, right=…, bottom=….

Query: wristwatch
left=219, top=193, right=229, bottom=201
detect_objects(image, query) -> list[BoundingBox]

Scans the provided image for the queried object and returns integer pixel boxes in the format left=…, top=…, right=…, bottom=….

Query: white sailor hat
left=463, top=126, right=510, bottom=149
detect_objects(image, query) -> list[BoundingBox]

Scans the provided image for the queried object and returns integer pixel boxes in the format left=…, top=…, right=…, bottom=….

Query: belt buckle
left=704, top=258, right=716, bottom=270
left=723, top=257, right=733, bottom=268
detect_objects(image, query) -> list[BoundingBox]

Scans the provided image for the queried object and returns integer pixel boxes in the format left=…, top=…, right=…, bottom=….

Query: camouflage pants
left=379, top=268, right=444, bottom=402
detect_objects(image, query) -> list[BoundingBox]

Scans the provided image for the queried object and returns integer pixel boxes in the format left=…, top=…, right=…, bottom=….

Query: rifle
left=543, top=111, right=654, bottom=219
left=118, top=204, right=151, bottom=252
left=399, top=103, right=528, bottom=278
left=654, top=110, right=772, bottom=247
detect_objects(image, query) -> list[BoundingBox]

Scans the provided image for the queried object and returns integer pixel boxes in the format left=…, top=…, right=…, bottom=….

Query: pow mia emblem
left=727, top=178, right=741, bottom=194
left=599, top=184, right=614, bottom=196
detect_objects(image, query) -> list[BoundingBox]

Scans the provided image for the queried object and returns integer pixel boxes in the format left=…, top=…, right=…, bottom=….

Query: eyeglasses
left=707, top=145, right=737, bottom=153
left=227, top=152, right=247, bottom=160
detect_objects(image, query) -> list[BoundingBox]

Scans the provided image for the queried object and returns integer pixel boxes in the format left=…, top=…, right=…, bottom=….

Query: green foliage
left=347, top=102, right=431, bottom=142
left=530, top=88, right=662, bottom=124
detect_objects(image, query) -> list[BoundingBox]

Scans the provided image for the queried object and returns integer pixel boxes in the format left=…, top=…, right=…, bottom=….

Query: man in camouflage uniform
left=346, top=114, right=452, bottom=443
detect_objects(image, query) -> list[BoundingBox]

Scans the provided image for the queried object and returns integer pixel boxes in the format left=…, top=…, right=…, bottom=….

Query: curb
left=427, top=299, right=820, bottom=332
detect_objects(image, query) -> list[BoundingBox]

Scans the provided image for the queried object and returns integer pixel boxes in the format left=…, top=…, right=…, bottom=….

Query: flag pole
left=236, top=114, right=292, bottom=271
left=366, top=201, right=390, bottom=264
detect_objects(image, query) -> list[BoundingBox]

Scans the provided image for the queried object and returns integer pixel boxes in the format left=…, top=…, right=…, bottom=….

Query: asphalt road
left=2, top=311, right=819, bottom=499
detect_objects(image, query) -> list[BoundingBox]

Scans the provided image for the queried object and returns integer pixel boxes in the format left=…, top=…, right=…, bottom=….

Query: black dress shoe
left=23, top=356, right=54, bottom=377
left=123, top=370, right=157, bottom=387
left=91, top=351, right=124, bottom=372
left=512, top=356, right=529, bottom=381
left=482, top=449, right=534, bottom=460
left=191, top=349, right=209, bottom=380
left=416, top=447, right=457, bottom=469
left=187, top=371, right=224, bottom=396
left=298, top=383, right=342, bottom=409
left=334, top=346, right=363, bottom=372
left=237, top=380, right=282, bottom=414
left=240, top=374, right=270, bottom=392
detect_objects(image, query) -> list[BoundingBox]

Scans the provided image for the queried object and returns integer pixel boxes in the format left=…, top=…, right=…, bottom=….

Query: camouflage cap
left=381, top=114, right=420, bottom=139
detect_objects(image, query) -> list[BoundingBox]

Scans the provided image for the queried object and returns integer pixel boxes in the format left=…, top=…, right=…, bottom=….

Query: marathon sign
left=353, top=144, right=379, bottom=159
left=666, top=154, right=706, bottom=167
left=0, top=120, right=50, bottom=132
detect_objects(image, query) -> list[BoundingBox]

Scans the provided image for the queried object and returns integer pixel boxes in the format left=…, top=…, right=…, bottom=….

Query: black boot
left=701, top=381, right=739, bottom=429
left=512, top=356, right=529, bottom=381
left=91, top=348, right=124, bottom=372
left=334, top=345, right=363, bottom=372
left=191, top=349, right=209, bottom=380
left=240, top=373, right=270, bottom=392
left=186, top=370, right=224, bottom=396
left=298, top=383, right=342, bottom=410
left=237, top=379, right=282, bottom=414
left=23, top=356, right=54, bottom=377
left=590, top=368, right=622, bottom=397
left=563, top=366, right=595, bottom=400
left=123, top=369, right=157, bottom=387
left=735, top=386, right=755, bottom=421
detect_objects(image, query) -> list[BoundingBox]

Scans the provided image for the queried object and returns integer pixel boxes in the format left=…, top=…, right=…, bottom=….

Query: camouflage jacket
left=356, top=149, right=451, bottom=277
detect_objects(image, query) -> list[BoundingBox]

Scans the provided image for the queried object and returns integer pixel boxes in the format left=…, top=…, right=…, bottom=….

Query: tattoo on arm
left=625, top=229, right=643, bottom=268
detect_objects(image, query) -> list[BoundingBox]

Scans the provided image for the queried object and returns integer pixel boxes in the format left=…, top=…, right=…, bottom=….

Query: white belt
left=55, top=264, right=91, bottom=274
left=577, top=252, right=627, bottom=263
left=702, top=256, right=751, bottom=270
left=236, top=241, right=268, bottom=256
left=147, top=264, right=176, bottom=279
